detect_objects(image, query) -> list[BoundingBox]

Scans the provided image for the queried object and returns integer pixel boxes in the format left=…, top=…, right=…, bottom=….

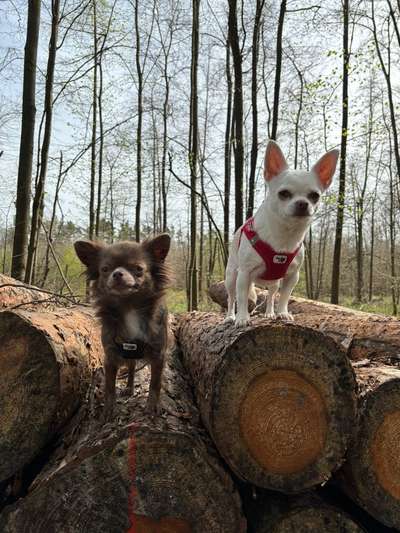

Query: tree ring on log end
left=0, top=313, right=58, bottom=481
left=371, top=410, right=400, bottom=501
left=239, top=369, right=327, bottom=475
left=344, top=373, right=400, bottom=529
left=208, top=320, right=356, bottom=491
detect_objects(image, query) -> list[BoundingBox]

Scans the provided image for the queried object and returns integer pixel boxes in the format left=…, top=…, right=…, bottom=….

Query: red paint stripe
left=127, top=423, right=138, bottom=533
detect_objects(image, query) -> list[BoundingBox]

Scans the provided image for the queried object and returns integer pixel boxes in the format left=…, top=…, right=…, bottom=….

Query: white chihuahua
left=225, top=140, right=339, bottom=327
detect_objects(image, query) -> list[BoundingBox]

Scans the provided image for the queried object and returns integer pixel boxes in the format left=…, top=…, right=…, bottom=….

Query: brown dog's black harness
left=113, top=338, right=152, bottom=360
left=112, top=306, right=166, bottom=360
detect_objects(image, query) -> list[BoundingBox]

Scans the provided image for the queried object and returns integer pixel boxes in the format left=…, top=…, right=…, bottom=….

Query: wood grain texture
left=244, top=490, right=365, bottom=533
left=209, top=281, right=400, bottom=364
left=338, top=363, right=400, bottom=529
left=0, top=306, right=102, bottom=481
left=177, top=311, right=356, bottom=492
left=0, top=348, right=246, bottom=533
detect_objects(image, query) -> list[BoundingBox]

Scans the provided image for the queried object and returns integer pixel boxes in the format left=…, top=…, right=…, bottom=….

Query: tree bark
left=177, top=312, right=356, bottom=492
left=89, top=0, right=98, bottom=241
left=228, top=0, right=244, bottom=230
left=208, top=281, right=400, bottom=365
left=331, top=0, right=349, bottom=304
left=247, top=0, right=265, bottom=219
left=244, top=490, right=364, bottom=533
left=25, top=0, right=60, bottom=284
left=134, top=0, right=143, bottom=242
left=0, top=273, right=60, bottom=310
left=11, top=0, right=41, bottom=281
left=0, top=349, right=246, bottom=533
left=270, top=0, right=286, bottom=140
left=0, top=306, right=102, bottom=482
left=188, top=0, right=200, bottom=311
left=337, top=363, right=400, bottom=530
left=223, top=41, right=232, bottom=260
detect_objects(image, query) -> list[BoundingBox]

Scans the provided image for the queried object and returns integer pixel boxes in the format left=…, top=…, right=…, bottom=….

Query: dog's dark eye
left=279, top=189, right=292, bottom=200
left=308, top=191, right=320, bottom=203
left=101, top=265, right=109, bottom=273
left=134, top=266, right=144, bottom=277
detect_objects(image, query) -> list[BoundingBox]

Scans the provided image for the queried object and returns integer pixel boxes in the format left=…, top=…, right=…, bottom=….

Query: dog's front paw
left=277, top=311, right=294, bottom=321
left=265, top=311, right=276, bottom=320
left=224, top=315, right=235, bottom=323
left=235, top=315, right=250, bottom=327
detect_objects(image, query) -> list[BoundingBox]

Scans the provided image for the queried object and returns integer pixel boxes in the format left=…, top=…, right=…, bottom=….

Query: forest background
left=0, top=0, right=399, bottom=315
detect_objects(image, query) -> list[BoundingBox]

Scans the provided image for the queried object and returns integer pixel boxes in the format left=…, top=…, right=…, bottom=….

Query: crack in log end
left=371, top=410, right=400, bottom=501
left=129, top=515, right=192, bottom=533
left=239, top=370, right=327, bottom=475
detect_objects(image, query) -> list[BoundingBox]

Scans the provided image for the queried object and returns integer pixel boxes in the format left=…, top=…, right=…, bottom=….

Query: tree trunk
left=208, top=281, right=400, bottom=364
left=0, top=349, right=246, bottom=533
left=41, top=152, right=64, bottom=286
left=223, top=41, right=232, bottom=260
left=89, top=0, right=98, bottom=241
left=270, top=0, right=286, bottom=140
left=25, top=0, right=60, bottom=284
left=247, top=0, right=265, bottom=219
left=337, top=363, right=400, bottom=530
left=134, top=0, right=143, bottom=242
left=244, top=490, right=364, bottom=533
left=371, top=0, right=400, bottom=194
left=331, top=0, right=349, bottom=304
left=0, top=306, right=102, bottom=482
left=188, top=0, right=200, bottom=311
left=177, top=312, right=356, bottom=492
left=228, top=0, right=244, bottom=230
left=11, top=0, right=41, bottom=281
left=95, top=55, right=104, bottom=237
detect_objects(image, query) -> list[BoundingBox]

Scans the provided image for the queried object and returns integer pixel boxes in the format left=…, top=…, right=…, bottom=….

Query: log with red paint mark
left=0, top=348, right=246, bottom=533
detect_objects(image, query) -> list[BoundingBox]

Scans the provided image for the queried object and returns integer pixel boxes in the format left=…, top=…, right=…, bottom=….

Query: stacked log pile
left=0, top=276, right=399, bottom=531
left=207, top=281, right=400, bottom=531
left=0, top=347, right=245, bottom=533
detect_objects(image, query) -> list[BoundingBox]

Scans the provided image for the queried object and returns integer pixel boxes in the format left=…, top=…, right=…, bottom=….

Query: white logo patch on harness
left=273, top=254, right=288, bottom=264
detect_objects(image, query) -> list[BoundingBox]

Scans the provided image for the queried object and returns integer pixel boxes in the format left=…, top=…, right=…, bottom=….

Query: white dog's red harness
left=240, top=217, right=301, bottom=281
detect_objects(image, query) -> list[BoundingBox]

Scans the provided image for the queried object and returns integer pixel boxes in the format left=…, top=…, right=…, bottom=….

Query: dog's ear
left=144, top=234, right=171, bottom=263
left=74, top=240, right=103, bottom=271
left=264, top=140, right=288, bottom=181
left=312, top=149, right=339, bottom=190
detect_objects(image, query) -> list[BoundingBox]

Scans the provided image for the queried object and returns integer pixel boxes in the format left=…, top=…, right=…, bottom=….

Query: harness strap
left=113, top=338, right=152, bottom=360
left=240, top=217, right=301, bottom=281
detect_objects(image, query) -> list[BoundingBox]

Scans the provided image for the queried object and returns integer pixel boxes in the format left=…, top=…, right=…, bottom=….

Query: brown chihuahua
left=74, top=234, right=171, bottom=420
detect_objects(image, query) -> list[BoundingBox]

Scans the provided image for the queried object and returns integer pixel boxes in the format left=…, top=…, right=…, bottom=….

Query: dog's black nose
left=294, top=200, right=309, bottom=216
left=112, top=270, right=124, bottom=279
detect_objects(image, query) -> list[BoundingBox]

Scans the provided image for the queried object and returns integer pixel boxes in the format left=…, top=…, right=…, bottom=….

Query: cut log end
left=371, top=409, right=400, bottom=500
left=0, top=313, right=59, bottom=480
left=340, top=368, right=400, bottom=528
left=0, top=307, right=103, bottom=482
left=270, top=507, right=364, bottom=533
left=240, top=369, right=327, bottom=475
left=178, top=313, right=356, bottom=492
